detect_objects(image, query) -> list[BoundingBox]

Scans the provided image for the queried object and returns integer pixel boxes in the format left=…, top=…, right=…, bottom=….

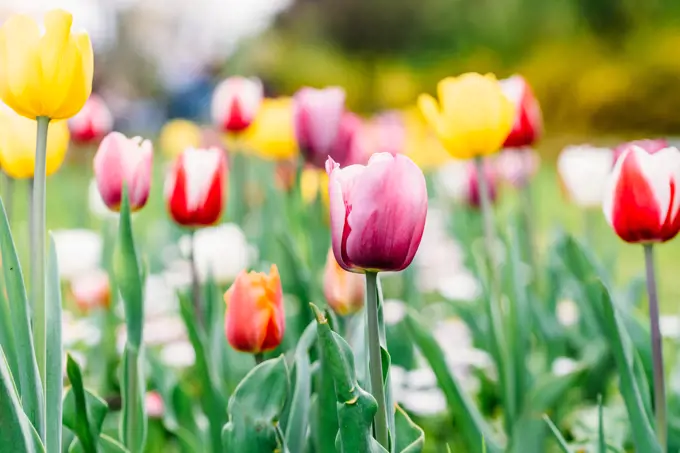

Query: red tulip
left=68, top=94, right=113, bottom=144
left=211, top=77, right=263, bottom=133
left=93, top=132, right=153, bottom=212
left=323, top=249, right=364, bottom=316
left=293, top=86, right=346, bottom=168
left=612, top=139, right=668, bottom=164
left=165, top=147, right=227, bottom=227
left=327, top=153, right=427, bottom=273
left=603, top=145, right=680, bottom=243
left=224, top=264, right=285, bottom=354
left=500, top=75, right=542, bottom=148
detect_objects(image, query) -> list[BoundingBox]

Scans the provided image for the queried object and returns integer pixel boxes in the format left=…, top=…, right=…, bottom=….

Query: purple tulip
left=293, top=87, right=346, bottom=167
left=326, top=153, right=427, bottom=273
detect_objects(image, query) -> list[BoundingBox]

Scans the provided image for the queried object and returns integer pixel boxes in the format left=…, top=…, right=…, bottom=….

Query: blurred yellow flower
left=301, top=167, right=330, bottom=208
left=0, top=10, right=93, bottom=120
left=159, top=119, right=202, bottom=159
left=402, top=107, right=451, bottom=171
left=243, top=97, right=298, bottom=160
left=0, top=110, right=70, bottom=178
left=418, top=73, right=514, bottom=160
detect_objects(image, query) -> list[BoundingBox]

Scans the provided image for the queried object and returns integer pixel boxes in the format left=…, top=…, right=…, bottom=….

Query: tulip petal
left=328, top=163, right=366, bottom=271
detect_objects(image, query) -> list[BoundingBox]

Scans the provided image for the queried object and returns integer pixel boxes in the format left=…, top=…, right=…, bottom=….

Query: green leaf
left=45, top=234, right=63, bottom=453
left=284, top=322, right=316, bottom=453
left=311, top=304, right=388, bottom=453
left=543, top=415, right=573, bottom=453
left=113, top=185, right=143, bottom=348
left=598, top=395, right=606, bottom=453
left=119, top=344, right=147, bottom=452
left=62, top=386, right=108, bottom=438
left=0, top=348, right=43, bottom=453
left=222, top=355, right=290, bottom=453
left=99, top=435, right=131, bottom=453
left=404, top=309, right=502, bottom=453
left=594, top=280, right=661, bottom=453
left=0, top=276, right=18, bottom=394
left=394, top=405, right=424, bottom=453
left=65, top=355, right=98, bottom=453
left=0, top=197, right=44, bottom=435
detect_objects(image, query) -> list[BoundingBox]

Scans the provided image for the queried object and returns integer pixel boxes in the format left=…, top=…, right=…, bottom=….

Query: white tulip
left=557, top=145, right=614, bottom=207
left=52, top=229, right=103, bottom=281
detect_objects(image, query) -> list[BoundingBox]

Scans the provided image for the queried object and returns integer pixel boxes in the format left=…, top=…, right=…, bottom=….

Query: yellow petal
left=39, top=10, right=73, bottom=86
left=417, top=93, right=441, bottom=129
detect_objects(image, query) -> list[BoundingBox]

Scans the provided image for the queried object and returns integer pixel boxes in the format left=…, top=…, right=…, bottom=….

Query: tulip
left=331, top=112, right=369, bottom=167
left=557, top=145, right=614, bottom=208
left=418, top=73, right=514, bottom=159
left=0, top=109, right=70, bottom=178
left=327, top=152, right=427, bottom=273
left=166, top=147, right=227, bottom=227
left=93, top=132, right=153, bottom=212
left=224, top=264, right=285, bottom=354
left=70, top=269, right=110, bottom=312
left=323, top=249, right=364, bottom=316
left=370, top=111, right=406, bottom=156
left=158, top=119, right=203, bottom=159
left=52, top=229, right=103, bottom=281
left=0, top=9, right=93, bottom=120
left=612, top=138, right=668, bottom=164
left=603, top=146, right=680, bottom=244
left=242, top=97, right=298, bottom=160
left=68, top=94, right=113, bottom=144
left=293, top=87, right=346, bottom=168
left=211, top=76, right=263, bottom=133
left=436, top=160, right=499, bottom=209
left=499, top=75, right=542, bottom=148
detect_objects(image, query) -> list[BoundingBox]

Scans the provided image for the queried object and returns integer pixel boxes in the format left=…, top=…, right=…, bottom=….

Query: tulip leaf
left=394, top=405, right=424, bottom=453
left=404, top=309, right=503, bottom=453
left=0, top=275, right=18, bottom=397
left=120, top=343, right=147, bottom=453
left=543, top=415, right=573, bottom=453
left=310, top=303, right=389, bottom=453
left=283, top=322, right=317, bottom=453
left=0, top=347, right=43, bottom=453
left=62, top=381, right=108, bottom=439
left=45, top=234, right=63, bottom=453
left=222, top=355, right=290, bottom=453
left=65, top=354, right=99, bottom=453
left=99, top=435, right=131, bottom=453
left=0, top=197, right=44, bottom=437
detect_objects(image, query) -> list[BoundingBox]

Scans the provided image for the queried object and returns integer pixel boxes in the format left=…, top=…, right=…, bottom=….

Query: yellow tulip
left=418, top=73, right=514, bottom=160
left=159, top=119, right=202, bottom=159
left=301, top=167, right=330, bottom=208
left=402, top=107, right=452, bottom=171
left=242, top=97, right=298, bottom=160
left=0, top=9, right=93, bottom=120
left=0, top=109, right=70, bottom=178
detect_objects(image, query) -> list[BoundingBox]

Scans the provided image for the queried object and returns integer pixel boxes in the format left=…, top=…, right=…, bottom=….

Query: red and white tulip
left=68, top=94, right=114, bottom=144
left=500, top=75, right=542, bottom=148
left=211, top=76, right=263, bottom=133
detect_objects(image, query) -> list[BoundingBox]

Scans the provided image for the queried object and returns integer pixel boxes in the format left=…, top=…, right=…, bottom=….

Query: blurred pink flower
left=70, top=269, right=110, bottom=313
left=326, top=153, right=427, bottom=273
left=68, top=94, right=113, bottom=144
left=494, top=148, right=540, bottom=187
left=145, top=391, right=165, bottom=418
left=370, top=111, right=406, bottom=156
left=330, top=112, right=367, bottom=167
left=467, top=161, right=499, bottom=209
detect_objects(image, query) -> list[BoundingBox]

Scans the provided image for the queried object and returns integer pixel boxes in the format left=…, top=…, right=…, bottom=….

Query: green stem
left=254, top=352, right=265, bottom=365
left=519, top=180, right=539, bottom=292
left=32, top=116, right=50, bottom=434
left=366, top=271, right=389, bottom=449
left=473, top=156, right=499, bottom=296
left=123, top=345, right=141, bottom=450
left=188, top=229, right=203, bottom=327
left=2, top=173, right=13, bottom=223
left=643, top=244, right=666, bottom=451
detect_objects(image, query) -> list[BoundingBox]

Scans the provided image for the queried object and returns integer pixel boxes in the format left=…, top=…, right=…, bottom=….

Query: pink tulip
left=500, top=75, right=542, bottom=148
left=495, top=148, right=540, bottom=187
left=612, top=139, right=669, bottom=164
left=293, top=87, right=346, bottom=168
left=68, top=94, right=114, bottom=144
left=326, top=153, right=427, bottom=273
left=211, top=77, right=263, bottom=133
left=603, top=145, right=680, bottom=243
left=330, top=112, right=368, bottom=167
left=370, top=111, right=406, bottom=156
left=93, top=132, right=153, bottom=212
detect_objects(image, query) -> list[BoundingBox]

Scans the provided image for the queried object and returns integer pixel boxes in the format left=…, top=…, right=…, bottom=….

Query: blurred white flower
left=160, top=340, right=196, bottom=368
left=400, top=388, right=447, bottom=416
left=435, top=160, right=469, bottom=203
left=383, top=299, right=407, bottom=325
left=52, top=230, right=102, bottom=281
left=438, top=271, right=481, bottom=301
left=494, top=148, right=540, bottom=187
left=62, top=314, right=101, bottom=347
left=557, top=145, right=613, bottom=208
left=660, top=315, right=680, bottom=339
left=557, top=299, right=580, bottom=327
left=178, top=223, right=253, bottom=284
left=552, top=357, right=579, bottom=376
left=145, top=274, right=179, bottom=318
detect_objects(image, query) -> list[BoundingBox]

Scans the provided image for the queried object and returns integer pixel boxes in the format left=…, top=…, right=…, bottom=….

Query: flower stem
left=519, top=180, right=538, bottom=291
left=188, top=229, right=202, bottom=327
left=644, top=244, right=666, bottom=451
left=366, top=271, right=389, bottom=449
left=32, top=115, right=50, bottom=418
left=254, top=352, right=264, bottom=365
left=473, top=156, right=498, bottom=286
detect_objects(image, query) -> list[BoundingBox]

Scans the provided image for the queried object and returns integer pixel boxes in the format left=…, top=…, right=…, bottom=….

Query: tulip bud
left=557, top=145, right=613, bottom=208
left=327, top=153, right=427, bottom=273
left=68, top=94, right=113, bottom=144
left=70, top=269, right=110, bottom=313
left=323, top=249, right=364, bottom=316
left=499, top=75, right=542, bottom=148
left=0, top=10, right=93, bottom=120
left=224, top=264, right=285, bottom=354
left=165, top=147, right=227, bottom=227
left=612, top=139, right=668, bottom=164
left=211, top=77, right=263, bottom=133
left=293, top=87, right=346, bottom=168
left=603, top=146, right=680, bottom=243
left=93, top=132, right=153, bottom=212
left=418, top=73, right=514, bottom=159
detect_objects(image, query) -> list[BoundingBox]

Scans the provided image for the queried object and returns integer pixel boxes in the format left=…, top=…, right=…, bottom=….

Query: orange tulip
left=323, top=249, right=364, bottom=316
left=224, top=264, right=285, bottom=354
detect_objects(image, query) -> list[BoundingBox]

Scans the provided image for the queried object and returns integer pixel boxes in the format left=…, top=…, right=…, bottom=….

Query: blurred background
left=3, top=0, right=680, bottom=141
